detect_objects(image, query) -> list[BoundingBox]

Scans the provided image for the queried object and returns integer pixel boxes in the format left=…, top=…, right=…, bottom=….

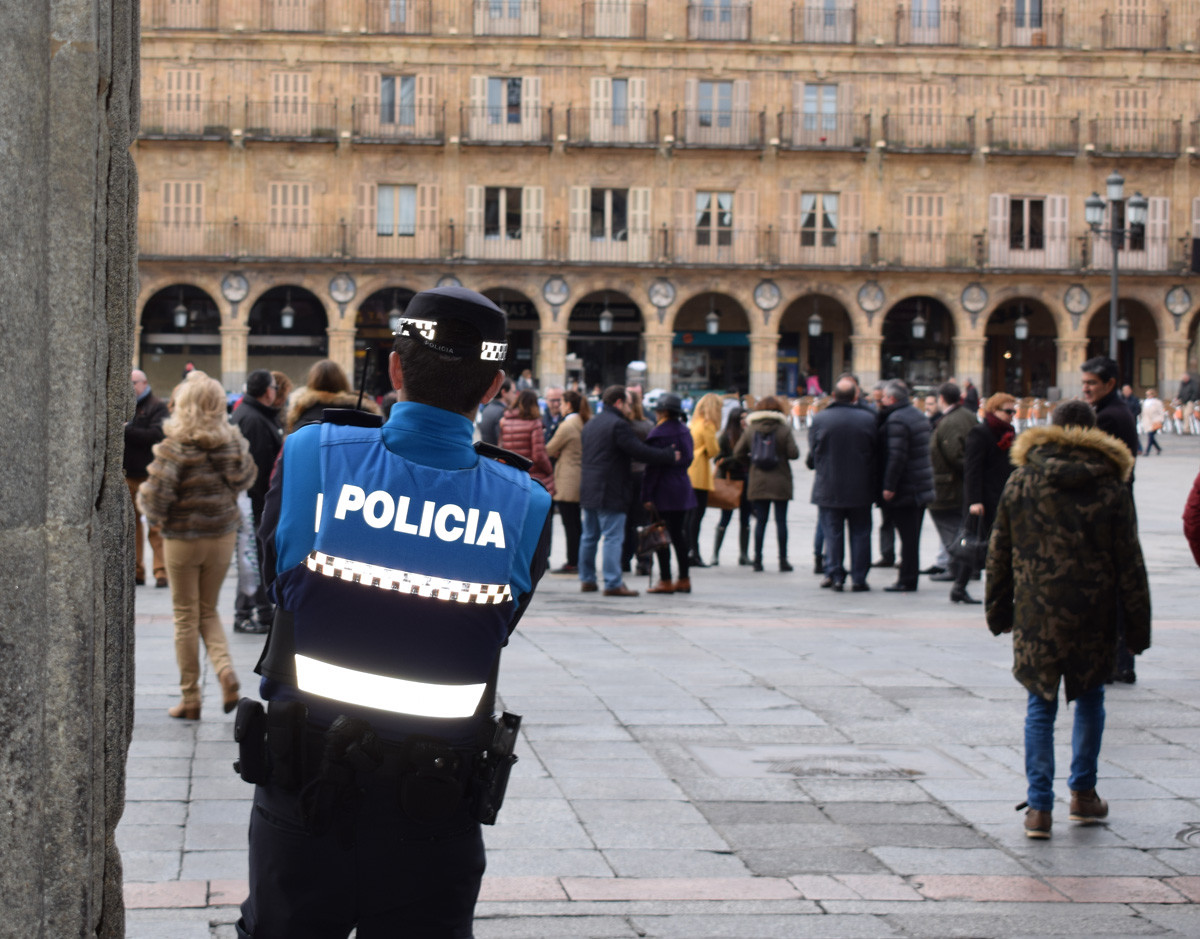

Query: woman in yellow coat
left=686, top=393, right=722, bottom=568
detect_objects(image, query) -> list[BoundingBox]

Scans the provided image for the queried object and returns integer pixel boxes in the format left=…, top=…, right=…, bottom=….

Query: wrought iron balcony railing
left=460, top=106, right=553, bottom=145
left=564, top=107, right=659, bottom=146
left=581, top=1, right=647, bottom=38
left=473, top=0, right=540, bottom=36
left=985, top=115, right=1078, bottom=154
left=352, top=101, right=444, bottom=142
left=995, top=8, right=1063, bottom=46
left=778, top=111, right=870, bottom=150
left=143, top=0, right=218, bottom=29
left=882, top=113, right=975, bottom=152
left=791, top=3, right=856, bottom=43
left=243, top=101, right=338, bottom=140
left=1101, top=11, right=1168, bottom=49
left=139, top=99, right=232, bottom=139
left=686, top=3, right=753, bottom=40
left=1090, top=117, right=1182, bottom=157
left=673, top=110, right=767, bottom=148
left=364, top=0, right=433, bottom=34
left=261, top=0, right=325, bottom=32
left=895, top=5, right=960, bottom=45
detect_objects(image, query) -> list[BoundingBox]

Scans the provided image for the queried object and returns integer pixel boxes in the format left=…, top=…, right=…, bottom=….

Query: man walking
left=877, top=380, right=935, bottom=592
left=986, top=400, right=1150, bottom=839
left=808, top=376, right=877, bottom=592
left=926, top=382, right=976, bottom=582
left=125, top=369, right=169, bottom=587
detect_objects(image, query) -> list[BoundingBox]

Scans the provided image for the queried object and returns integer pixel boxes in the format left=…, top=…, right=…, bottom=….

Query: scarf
left=985, top=411, right=1015, bottom=450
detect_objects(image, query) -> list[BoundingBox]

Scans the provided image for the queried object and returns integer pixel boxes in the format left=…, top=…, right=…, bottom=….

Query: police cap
left=394, top=286, right=508, bottom=363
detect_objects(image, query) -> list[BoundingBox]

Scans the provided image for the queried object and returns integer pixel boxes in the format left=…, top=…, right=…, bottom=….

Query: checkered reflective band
left=394, top=316, right=437, bottom=341
left=479, top=340, right=508, bottom=362
left=294, top=653, right=486, bottom=718
left=304, top=551, right=513, bottom=604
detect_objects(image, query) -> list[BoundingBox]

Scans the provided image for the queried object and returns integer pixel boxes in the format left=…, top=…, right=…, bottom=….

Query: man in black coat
left=1082, top=356, right=1138, bottom=470
left=878, top=380, right=936, bottom=592
left=233, top=369, right=283, bottom=631
left=125, top=369, right=169, bottom=587
left=809, top=377, right=877, bottom=591
left=579, top=385, right=677, bottom=596
left=478, top=378, right=517, bottom=445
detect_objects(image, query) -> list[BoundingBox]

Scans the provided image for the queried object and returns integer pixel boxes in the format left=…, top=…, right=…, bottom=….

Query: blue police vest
left=273, top=422, right=537, bottom=744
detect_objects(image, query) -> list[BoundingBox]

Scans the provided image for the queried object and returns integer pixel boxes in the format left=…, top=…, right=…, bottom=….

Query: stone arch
left=881, top=295, right=956, bottom=394
left=777, top=293, right=855, bottom=397
left=566, top=290, right=646, bottom=391
left=138, top=284, right=222, bottom=394
left=246, top=284, right=329, bottom=386
left=669, top=291, right=751, bottom=394
left=1084, top=297, right=1159, bottom=392
left=983, top=298, right=1059, bottom=398
left=480, top=287, right=540, bottom=383
left=355, top=286, right=419, bottom=398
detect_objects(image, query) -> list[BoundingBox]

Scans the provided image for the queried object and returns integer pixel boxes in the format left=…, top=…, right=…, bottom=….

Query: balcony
left=364, top=0, right=433, bottom=34
left=896, top=5, right=960, bottom=45
left=1090, top=118, right=1182, bottom=158
left=687, top=3, right=752, bottom=40
left=473, top=0, right=540, bottom=36
left=791, top=3, right=855, bottom=43
left=995, top=8, right=1063, bottom=46
left=566, top=226, right=656, bottom=263
left=138, top=221, right=343, bottom=259
left=581, top=1, right=647, bottom=37
left=1102, top=11, right=1168, bottom=49
left=775, top=229, right=865, bottom=266
left=985, top=115, right=1078, bottom=155
left=243, top=101, right=338, bottom=141
left=870, top=231, right=976, bottom=268
left=460, top=106, right=552, bottom=145
left=564, top=107, right=659, bottom=146
left=986, top=234, right=1076, bottom=270
left=352, top=102, right=444, bottom=143
left=260, top=0, right=325, bottom=32
left=674, top=110, right=766, bottom=148
left=882, top=113, right=975, bottom=153
left=778, top=111, right=869, bottom=150
left=463, top=224, right=547, bottom=261
left=139, top=99, right=232, bottom=140
left=143, top=0, right=218, bottom=29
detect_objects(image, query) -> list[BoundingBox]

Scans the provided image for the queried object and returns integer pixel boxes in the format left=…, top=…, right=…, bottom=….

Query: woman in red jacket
left=499, top=388, right=555, bottom=495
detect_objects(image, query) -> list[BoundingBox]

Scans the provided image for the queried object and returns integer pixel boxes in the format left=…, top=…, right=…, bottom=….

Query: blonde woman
left=545, top=389, right=591, bottom=573
left=686, top=393, right=723, bottom=568
left=139, top=374, right=257, bottom=720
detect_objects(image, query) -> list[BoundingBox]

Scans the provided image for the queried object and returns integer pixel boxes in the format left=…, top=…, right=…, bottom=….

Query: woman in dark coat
left=951, top=392, right=1017, bottom=604
left=641, top=394, right=696, bottom=594
left=711, top=407, right=751, bottom=565
left=733, top=396, right=801, bottom=572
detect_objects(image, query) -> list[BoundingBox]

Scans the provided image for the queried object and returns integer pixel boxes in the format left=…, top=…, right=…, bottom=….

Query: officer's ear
left=480, top=370, right=505, bottom=408
left=388, top=351, right=404, bottom=394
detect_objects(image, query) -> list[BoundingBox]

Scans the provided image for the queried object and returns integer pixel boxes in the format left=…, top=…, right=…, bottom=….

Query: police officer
left=236, top=287, right=552, bottom=939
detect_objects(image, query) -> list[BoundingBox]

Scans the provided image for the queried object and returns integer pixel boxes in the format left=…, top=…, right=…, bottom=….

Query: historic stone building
left=137, top=0, right=1200, bottom=400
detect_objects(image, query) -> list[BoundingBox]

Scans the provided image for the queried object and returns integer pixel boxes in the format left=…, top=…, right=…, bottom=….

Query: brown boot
left=1023, top=807, right=1052, bottom=839
left=672, top=578, right=691, bottom=593
left=647, top=580, right=675, bottom=594
left=168, top=700, right=200, bottom=721
left=219, top=667, right=240, bottom=714
left=1069, top=788, right=1108, bottom=823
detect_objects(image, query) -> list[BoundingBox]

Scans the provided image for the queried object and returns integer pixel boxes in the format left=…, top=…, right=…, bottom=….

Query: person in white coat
left=1141, top=388, right=1165, bottom=455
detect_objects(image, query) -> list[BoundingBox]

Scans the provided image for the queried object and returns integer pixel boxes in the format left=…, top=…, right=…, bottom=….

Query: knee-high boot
left=778, top=528, right=793, bottom=572
left=738, top=525, right=751, bottom=566
left=710, top=523, right=727, bottom=566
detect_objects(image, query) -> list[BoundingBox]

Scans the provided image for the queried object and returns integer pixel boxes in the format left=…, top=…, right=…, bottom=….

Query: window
left=803, top=84, right=838, bottom=133
left=377, top=185, right=417, bottom=236
left=911, top=0, right=940, bottom=29
left=1009, top=197, right=1044, bottom=251
left=270, top=72, right=311, bottom=135
left=611, top=79, right=629, bottom=127
left=380, top=75, right=415, bottom=127
left=591, top=189, right=629, bottom=241
left=164, top=69, right=204, bottom=133
left=163, top=180, right=204, bottom=225
left=485, top=187, right=523, bottom=239
left=388, top=0, right=408, bottom=26
left=903, top=193, right=945, bottom=265
left=489, top=0, right=522, bottom=18
left=487, top=78, right=522, bottom=125
left=701, top=0, right=733, bottom=23
left=267, top=182, right=312, bottom=255
left=698, top=80, right=733, bottom=129
left=695, top=191, right=733, bottom=247
left=1111, top=199, right=1146, bottom=252
left=800, top=193, right=838, bottom=248
left=1014, top=0, right=1041, bottom=29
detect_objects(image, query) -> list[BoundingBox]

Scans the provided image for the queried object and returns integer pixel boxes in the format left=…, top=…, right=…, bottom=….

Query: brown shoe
left=218, top=667, right=240, bottom=714
left=602, top=586, right=639, bottom=597
left=155, top=576, right=169, bottom=588
left=672, top=578, right=691, bottom=593
left=168, top=701, right=200, bottom=721
left=647, top=580, right=675, bottom=594
left=1022, top=807, right=1052, bottom=839
left=1069, top=788, right=1108, bottom=823
left=580, top=582, right=598, bottom=592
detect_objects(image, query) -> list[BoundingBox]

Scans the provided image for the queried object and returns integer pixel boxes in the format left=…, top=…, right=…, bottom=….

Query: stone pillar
left=1158, top=338, right=1190, bottom=396
left=536, top=329, right=569, bottom=389
left=748, top=334, right=779, bottom=399
left=644, top=332, right=673, bottom=390
left=0, top=3, right=137, bottom=937
left=952, top=337, right=986, bottom=388
left=327, top=326, right=358, bottom=381
left=1055, top=338, right=1090, bottom=399
left=851, top=335, right=883, bottom=390
left=221, top=324, right=251, bottom=392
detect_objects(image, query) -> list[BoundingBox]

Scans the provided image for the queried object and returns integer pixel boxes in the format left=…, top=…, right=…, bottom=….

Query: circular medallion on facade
left=753, top=280, right=781, bottom=312
left=960, top=283, right=988, bottom=314
left=436, top=274, right=463, bottom=289
left=328, top=273, right=357, bottom=304
left=1166, top=285, right=1192, bottom=316
left=857, top=281, right=885, bottom=314
left=543, top=276, right=569, bottom=307
left=221, top=273, right=249, bottom=303
left=648, top=278, right=676, bottom=309
left=1064, top=284, right=1091, bottom=315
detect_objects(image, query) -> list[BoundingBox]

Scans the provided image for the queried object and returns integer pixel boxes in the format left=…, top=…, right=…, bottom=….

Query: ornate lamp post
left=1084, top=171, right=1147, bottom=360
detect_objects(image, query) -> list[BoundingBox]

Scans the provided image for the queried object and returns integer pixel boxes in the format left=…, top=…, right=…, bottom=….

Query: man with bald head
left=125, top=369, right=170, bottom=586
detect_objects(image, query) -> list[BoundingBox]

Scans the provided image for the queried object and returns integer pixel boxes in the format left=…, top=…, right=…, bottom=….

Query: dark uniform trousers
left=238, top=776, right=485, bottom=939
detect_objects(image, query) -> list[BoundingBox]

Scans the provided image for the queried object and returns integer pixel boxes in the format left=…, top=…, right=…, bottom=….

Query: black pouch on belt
left=233, top=699, right=268, bottom=784
left=266, top=699, right=308, bottom=790
left=398, top=737, right=467, bottom=825
left=470, top=712, right=521, bottom=825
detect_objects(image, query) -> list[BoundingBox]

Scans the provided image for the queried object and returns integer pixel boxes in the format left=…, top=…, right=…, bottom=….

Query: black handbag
left=949, top=514, right=988, bottom=571
left=636, top=506, right=672, bottom=557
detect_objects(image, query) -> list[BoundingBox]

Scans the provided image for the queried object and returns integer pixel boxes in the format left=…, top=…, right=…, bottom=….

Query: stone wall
left=0, top=1, right=138, bottom=936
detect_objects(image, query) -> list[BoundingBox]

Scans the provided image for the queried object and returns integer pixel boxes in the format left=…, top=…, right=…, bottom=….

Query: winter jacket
left=878, top=403, right=935, bottom=508
left=1140, top=396, right=1165, bottom=431
left=124, top=390, right=169, bottom=477
left=231, top=395, right=282, bottom=504
left=1184, top=467, right=1200, bottom=567
left=1094, top=388, right=1139, bottom=462
left=716, top=431, right=748, bottom=482
left=733, top=410, right=800, bottom=502
left=285, top=388, right=382, bottom=435
left=137, top=434, right=257, bottom=539
left=499, top=409, right=555, bottom=495
left=643, top=418, right=697, bottom=512
left=962, top=419, right=1015, bottom=532
left=687, top=417, right=720, bottom=492
left=986, top=424, right=1150, bottom=702
left=580, top=407, right=675, bottom=512
left=807, top=401, right=877, bottom=508
left=477, top=398, right=507, bottom=445
left=545, top=412, right=584, bottom=503
left=928, top=404, right=977, bottom=512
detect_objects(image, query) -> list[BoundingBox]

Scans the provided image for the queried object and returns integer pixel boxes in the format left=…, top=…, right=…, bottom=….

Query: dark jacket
left=807, top=401, right=876, bottom=508
left=716, top=431, right=748, bottom=482
left=962, top=419, right=1015, bottom=532
left=1094, top=387, right=1139, bottom=462
left=1180, top=376, right=1200, bottom=404
left=878, top=402, right=935, bottom=508
left=231, top=395, right=283, bottom=504
left=580, top=407, right=675, bottom=512
left=928, top=404, right=977, bottom=513
left=642, top=418, right=697, bottom=512
left=124, top=390, right=169, bottom=477
left=986, top=424, right=1150, bottom=702
left=478, top=398, right=507, bottom=445
left=285, top=388, right=382, bottom=435
left=733, top=410, right=800, bottom=502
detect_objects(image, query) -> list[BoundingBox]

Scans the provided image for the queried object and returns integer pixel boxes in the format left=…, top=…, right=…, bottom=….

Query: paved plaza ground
left=122, top=433, right=1200, bottom=938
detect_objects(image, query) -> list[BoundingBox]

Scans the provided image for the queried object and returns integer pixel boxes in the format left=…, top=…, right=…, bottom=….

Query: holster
left=232, top=698, right=308, bottom=788
left=469, top=712, right=521, bottom=826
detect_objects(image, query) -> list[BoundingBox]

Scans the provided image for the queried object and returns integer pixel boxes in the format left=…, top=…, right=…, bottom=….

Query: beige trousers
left=164, top=531, right=237, bottom=706
left=126, top=475, right=166, bottom=581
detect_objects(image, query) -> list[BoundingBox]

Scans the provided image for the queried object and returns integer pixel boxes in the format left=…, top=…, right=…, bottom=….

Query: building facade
left=137, top=0, right=1200, bottom=401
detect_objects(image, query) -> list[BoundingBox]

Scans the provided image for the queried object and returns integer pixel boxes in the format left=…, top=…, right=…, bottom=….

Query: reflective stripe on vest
left=294, top=653, right=487, bottom=718
left=304, top=550, right=513, bottom=604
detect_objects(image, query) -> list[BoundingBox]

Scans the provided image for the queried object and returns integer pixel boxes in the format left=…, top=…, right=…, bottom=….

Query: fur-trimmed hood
left=745, top=409, right=789, bottom=427
left=1010, top=424, right=1134, bottom=486
left=286, top=387, right=381, bottom=434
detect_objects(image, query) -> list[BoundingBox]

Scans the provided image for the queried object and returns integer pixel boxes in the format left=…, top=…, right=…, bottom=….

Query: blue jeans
left=1024, top=684, right=1106, bottom=812
left=580, top=508, right=627, bottom=591
left=822, top=506, right=872, bottom=586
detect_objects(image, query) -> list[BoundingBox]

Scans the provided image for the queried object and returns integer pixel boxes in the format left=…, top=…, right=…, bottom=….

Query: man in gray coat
left=809, top=377, right=877, bottom=591
left=878, top=380, right=936, bottom=592
left=926, top=381, right=977, bottom=582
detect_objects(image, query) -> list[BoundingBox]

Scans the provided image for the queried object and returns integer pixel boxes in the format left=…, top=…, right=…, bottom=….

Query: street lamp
left=1085, top=170, right=1148, bottom=360
left=173, top=289, right=188, bottom=329
left=807, top=297, right=822, bottom=338
left=911, top=302, right=927, bottom=340
left=280, top=290, right=296, bottom=331
left=598, top=293, right=613, bottom=334
left=1014, top=312, right=1029, bottom=341
left=387, top=290, right=403, bottom=334
left=705, top=295, right=720, bottom=335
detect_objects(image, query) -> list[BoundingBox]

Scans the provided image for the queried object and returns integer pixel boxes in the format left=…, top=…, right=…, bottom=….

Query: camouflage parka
left=985, top=424, right=1150, bottom=702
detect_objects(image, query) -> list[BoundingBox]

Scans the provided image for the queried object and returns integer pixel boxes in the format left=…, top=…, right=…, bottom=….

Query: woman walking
left=545, top=389, right=590, bottom=574
left=499, top=388, right=556, bottom=495
left=735, top=396, right=800, bottom=572
left=138, top=373, right=257, bottom=720
left=711, top=407, right=751, bottom=565
left=686, top=393, right=722, bottom=568
left=642, top=394, right=696, bottom=593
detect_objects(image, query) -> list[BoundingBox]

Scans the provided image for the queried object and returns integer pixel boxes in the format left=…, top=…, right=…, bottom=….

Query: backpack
left=750, top=429, right=779, bottom=470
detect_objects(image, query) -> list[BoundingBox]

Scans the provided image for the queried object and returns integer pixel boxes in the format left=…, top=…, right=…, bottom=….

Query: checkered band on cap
left=396, top=317, right=437, bottom=343
left=305, top=551, right=513, bottom=604
left=479, top=341, right=507, bottom=362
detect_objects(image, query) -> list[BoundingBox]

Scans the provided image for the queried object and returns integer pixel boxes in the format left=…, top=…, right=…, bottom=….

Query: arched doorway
left=881, top=296, right=954, bottom=395
left=567, top=292, right=644, bottom=392
left=984, top=300, right=1058, bottom=398
left=483, top=288, right=539, bottom=386
left=139, top=285, right=221, bottom=393
left=247, top=286, right=328, bottom=389
left=1086, top=299, right=1156, bottom=393
left=356, top=287, right=416, bottom=399
left=672, top=293, right=750, bottom=394
left=777, top=294, right=853, bottom=396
